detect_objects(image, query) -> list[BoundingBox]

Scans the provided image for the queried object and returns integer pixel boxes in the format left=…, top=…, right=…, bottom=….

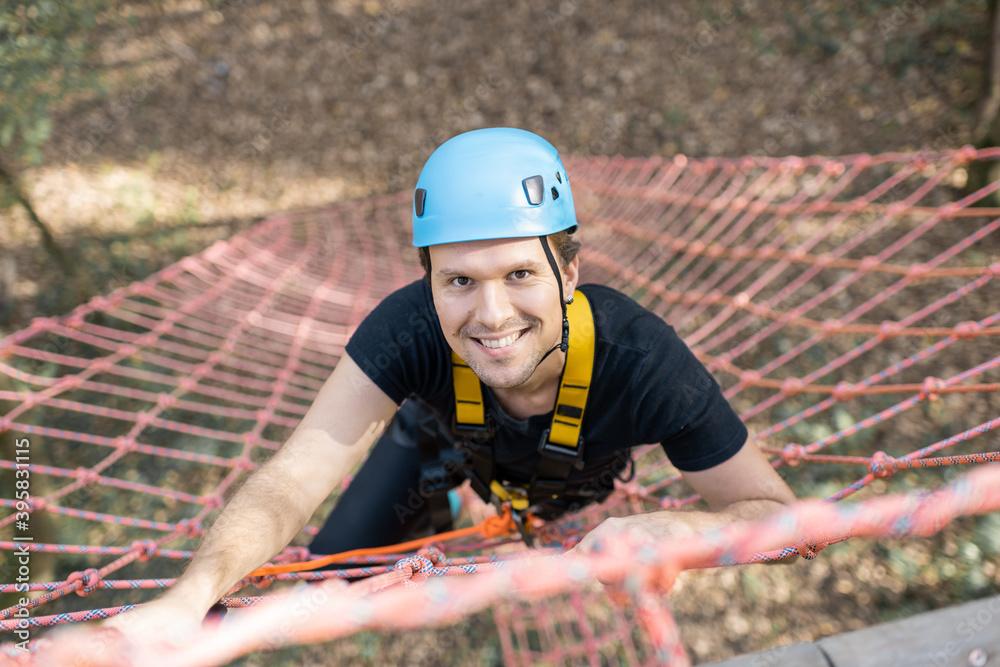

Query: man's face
left=429, top=237, right=578, bottom=390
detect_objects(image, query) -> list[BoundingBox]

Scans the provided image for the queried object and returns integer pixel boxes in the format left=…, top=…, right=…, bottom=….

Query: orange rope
left=250, top=508, right=518, bottom=576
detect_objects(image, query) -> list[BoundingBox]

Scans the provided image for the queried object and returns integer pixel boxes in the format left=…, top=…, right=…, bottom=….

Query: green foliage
left=0, top=0, right=110, bottom=167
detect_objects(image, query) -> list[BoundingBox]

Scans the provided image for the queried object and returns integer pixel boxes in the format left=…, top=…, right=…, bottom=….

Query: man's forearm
left=638, top=498, right=789, bottom=536
left=161, top=456, right=318, bottom=614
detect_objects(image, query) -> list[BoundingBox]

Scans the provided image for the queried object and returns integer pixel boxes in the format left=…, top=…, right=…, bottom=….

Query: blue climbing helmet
left=411, top=128, right=578, bottom=247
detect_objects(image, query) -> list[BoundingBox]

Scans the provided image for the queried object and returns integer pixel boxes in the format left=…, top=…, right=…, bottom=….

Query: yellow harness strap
left=451, top=354, right=485, bottom=426
left=548, top=290, right=596, bottom=452
left=451, top=289, right=595, bottom=508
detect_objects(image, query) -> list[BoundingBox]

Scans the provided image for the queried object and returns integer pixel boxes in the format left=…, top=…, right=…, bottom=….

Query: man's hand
left=570, top=513, right=697, bottom=556
left=103, top=596, right=206, bottom=649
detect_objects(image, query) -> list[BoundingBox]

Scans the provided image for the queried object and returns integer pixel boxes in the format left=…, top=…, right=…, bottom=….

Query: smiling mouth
left=474, top=329, right=528, bottom=350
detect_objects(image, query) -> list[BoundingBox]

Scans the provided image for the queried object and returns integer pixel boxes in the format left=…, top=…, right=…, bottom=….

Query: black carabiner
left=511, top=508, right=535, bottom=548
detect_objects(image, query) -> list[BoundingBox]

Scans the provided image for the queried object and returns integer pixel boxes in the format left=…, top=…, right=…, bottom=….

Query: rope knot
left=957, top=145, right=978, bottom=163
left=833, top=381, right=858, bottom=402
left=115, top=437, right=138, bottom=453
left=179, top=519, right=202, bottom=538
left=954, top=321, right=981, bottom=339
left=988, top=262, right=1000, bottom=279
left=201, top=494, right=224, bottom=510
left=781, top=443, right=807, bottom=467
left=130, top=540, right=157, bottom=562
left=824, top=161, right=846, bottom=176
left=821, top=319, right=843, bottom=334
left=621, top=481, right=644, bottom=499
left=60, top=374, right=85, bottom=390
left=67, top=568, right=101, bottom=597
left=795, top=543, right=820, bottom=559
left=658, top=497, right=683, bottom=510
left=878, top=321, right=902, bottom=340
left=235, top=456, right=257, bottom=471
left=859, top=256, right=880, bottom=272
left=780, top=377, right=805, bottom=394
left=157, top=394, right=177, bottom=409
left=740, top=369, right=763, bottom=385
left=869, top=451, right=896, bottom=479
left=394, top=555, right=436, bottom=586
left=0, top=418, right=10, bottom=433
left=920, top=376, right=945, bottom=401
left=417, top=545, right=445, bottom=565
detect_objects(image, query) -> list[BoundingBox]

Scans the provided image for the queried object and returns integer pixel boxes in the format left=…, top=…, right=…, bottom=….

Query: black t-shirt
left=345, top=280, right=747, bottom=487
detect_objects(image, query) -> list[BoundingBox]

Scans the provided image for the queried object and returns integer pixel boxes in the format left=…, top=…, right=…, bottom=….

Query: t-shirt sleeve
left=629, top=325, right=748, bottom=472
left=343, top=280, right=452, bottom=406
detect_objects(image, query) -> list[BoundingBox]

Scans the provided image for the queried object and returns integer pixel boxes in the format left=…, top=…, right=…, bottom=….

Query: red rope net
left=2, top=147, right=1000, bottom=665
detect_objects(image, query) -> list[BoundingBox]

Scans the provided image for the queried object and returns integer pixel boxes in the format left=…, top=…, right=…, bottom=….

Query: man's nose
left=475, top=281, right=517, bottom=331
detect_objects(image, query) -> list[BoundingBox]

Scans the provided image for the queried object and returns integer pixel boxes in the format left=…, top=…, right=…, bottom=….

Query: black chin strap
left=537, top=235, right=570, bottom=362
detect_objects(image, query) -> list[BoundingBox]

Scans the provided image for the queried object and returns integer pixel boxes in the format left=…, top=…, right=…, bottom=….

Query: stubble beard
left=461, top=318, right=553, bottom=389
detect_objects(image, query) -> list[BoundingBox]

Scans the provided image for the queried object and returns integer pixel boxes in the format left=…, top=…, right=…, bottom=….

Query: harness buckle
left=537, top=428, right=585, bottom=469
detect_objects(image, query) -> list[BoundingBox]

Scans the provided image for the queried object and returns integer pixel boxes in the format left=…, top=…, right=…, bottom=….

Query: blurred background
left=2, top=1, right=1000, bottom=664
left=1, top=0, right=996, bottom=335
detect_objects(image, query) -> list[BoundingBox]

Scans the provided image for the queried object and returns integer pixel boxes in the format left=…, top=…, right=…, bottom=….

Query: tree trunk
left=0, top=161, right=92, bottom=301
left=966, top=0, right=1000, bottom=205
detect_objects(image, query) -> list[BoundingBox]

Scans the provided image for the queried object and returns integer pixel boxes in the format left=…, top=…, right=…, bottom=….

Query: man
left=109, top=128, right=794, bottom=638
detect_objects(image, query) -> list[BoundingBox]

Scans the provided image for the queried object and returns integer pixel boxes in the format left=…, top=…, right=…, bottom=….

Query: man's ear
left=563, top=256, right=580, bottom=294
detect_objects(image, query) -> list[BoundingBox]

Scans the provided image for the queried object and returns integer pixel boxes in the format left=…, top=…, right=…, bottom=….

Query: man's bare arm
left=107, top=353, right=396, bottom=635
left=574, top=438, right=797, bottom=552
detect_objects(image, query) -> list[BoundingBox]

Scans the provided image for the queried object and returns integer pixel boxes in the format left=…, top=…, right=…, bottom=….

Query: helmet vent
left=414, top=188, right=427, bottom=216
left=522, top=175, right=545, bottom=205
left=551, top=187, right=560, bottom=200
left=555, top=171, right=562, bottom=183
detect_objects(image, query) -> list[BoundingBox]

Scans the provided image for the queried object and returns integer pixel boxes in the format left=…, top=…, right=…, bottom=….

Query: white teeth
left=478, top=330, right=523, bottom=349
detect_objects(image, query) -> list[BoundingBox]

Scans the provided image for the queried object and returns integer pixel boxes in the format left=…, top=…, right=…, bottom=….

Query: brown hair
left=417, top=230, right=581, bottom=282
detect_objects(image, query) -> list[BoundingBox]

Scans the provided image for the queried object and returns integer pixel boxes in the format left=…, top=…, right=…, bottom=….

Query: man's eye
left=512, top=270, right=529, bottom=280
left=452, top=277, right=471, bottom=287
